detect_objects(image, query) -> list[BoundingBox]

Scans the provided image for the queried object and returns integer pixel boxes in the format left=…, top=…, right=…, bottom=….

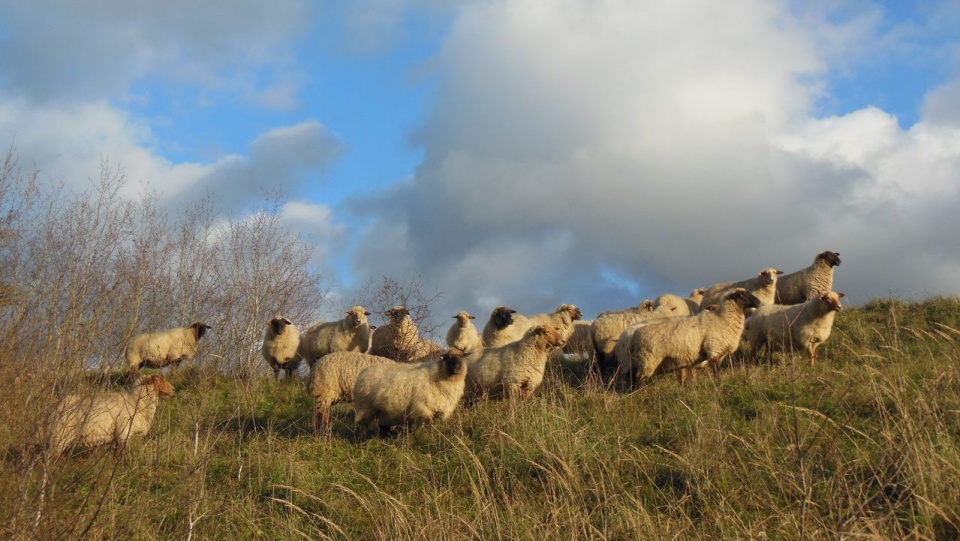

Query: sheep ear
left=509, top=309, right=517, bottom=314
left=469, top=314, right=476, bottom=320
left=281, top=318, right=291, bottom=325
left=837, top=292, right=845, bottom=298
left=364, top=311, right=371, bottom=316
left=776, top=270, right=784, bottom=275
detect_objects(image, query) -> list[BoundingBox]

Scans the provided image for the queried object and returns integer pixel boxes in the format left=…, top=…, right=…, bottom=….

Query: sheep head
left=453, top=311, right=475, bottom=327
left=689, top=288, right=706, bottom=303
left=440, top=349, right=465, bottom=376
left=141, top=374, right=176, bottom=397
left=816, top=251, right=842, bottom=267
left=558, top=304, right=583, bottom=321
left=725, top=288, right=762, bottom=312
left=639, top=300, right=654, bottom=312
left=385, top=306, right=410, bottom=323
left=190, top=322, right=212, bottom=341
left=759, top=268, right=784, bottom=285
left=819, top=291, right=844, bottom=312
left=490, top=306, right=516, bottom=330
left=346, top=306, right=371, bottom=327
left=529, top=325, right=566, bottom=349
left=269, top=317, right=292, bottom=336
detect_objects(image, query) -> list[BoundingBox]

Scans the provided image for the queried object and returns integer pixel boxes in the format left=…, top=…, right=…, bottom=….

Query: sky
left=2, top=0, right=960, bottom=330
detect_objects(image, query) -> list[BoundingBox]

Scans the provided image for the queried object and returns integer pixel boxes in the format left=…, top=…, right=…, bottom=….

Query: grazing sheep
left=48, top=375, right=176, bottom=456
left=446, top=311, right=483, bottom=354
left=746, top=291, right=844, bottom=366
left=700, top=268, right=784, bottom=310
left=590, top=300, right=676, bottom=371
left=308, top=351, right=395, bottom=430
left=353, top=349, right=467, bottom=433
left=369, top=306, right=438, bottom=363
left=126, top=322, right=212, bottom=375
left=620, top=289, right=761, bottom=386
left=481, top=306, right=524, bottom=348
left=297, top=306, right=372, bottom=368
left=776, top=251, right=842, bottom=305
left=465, top=325, right=567, bottom=401
left=562, top=319, right=595, bottom=361
left=261, top=317, right=301, bottom=379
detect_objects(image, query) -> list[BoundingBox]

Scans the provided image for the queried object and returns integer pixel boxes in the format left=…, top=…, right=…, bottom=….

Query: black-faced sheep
left=481, top=306, right=522, bottom=348
left=353, top=349, right=467, bottom=434
left=126, top=322, right=212, bottom=375
left=308, top=351, right=395, bottom=430
left=261, top=317, right=301, bottom=379
left=775, top=251, right=842, bottom=305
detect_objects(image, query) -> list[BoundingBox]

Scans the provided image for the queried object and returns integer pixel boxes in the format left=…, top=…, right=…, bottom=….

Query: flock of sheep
left=47, top=250, right=843, bottom=452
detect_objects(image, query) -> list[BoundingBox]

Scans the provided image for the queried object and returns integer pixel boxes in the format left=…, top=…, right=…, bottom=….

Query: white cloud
left=349, top=0, right=960, bottom=323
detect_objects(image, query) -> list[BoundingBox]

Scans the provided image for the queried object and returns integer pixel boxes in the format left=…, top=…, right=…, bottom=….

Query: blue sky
left=2, top=0, right=960, bottom=330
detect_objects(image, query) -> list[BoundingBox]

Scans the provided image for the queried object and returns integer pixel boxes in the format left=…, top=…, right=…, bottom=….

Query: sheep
left=307, top=351, right=395, bottom=430
left=562, top=319, right=595, bottom=361
left=126, top=322, right=212, bottom=375
left=699, top=268, right=784, bottom=310
left=353, top=349, right=467, bottom=434
left=746, top=291, right=844, bottom=366
left=590, top=300, right=676, bottom=371
left=525, top=304, right=584, bottom=342
left=481, top=306, right=524, bottom=348
left=261, top=317, right=301, bottom=379
left=465, top=325, right=567, bottom=401
left=689, top=288, right=706, bottom=307
left=297, top=306, right=372, bottom=368
left=775, top=251, right=842, bottom=305
left=620, top=289, right=761, bottom=386
left=446, top=311, right=483, bottom=354
left=48, top=374, right=176, bottom=457
left=653, top=293, right=700, bottom=317
left=369, top=306, right=438, bottom=363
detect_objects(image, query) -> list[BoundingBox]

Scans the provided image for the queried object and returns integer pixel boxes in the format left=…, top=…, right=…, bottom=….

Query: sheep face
left=441, top=350, right=465, bottom=376
left=346, top=306, right=371, bottom=327
left=385, top=306, right=409, bottom=322
left=269, top=317, right=292, bottom=336
left=820, top=291, right=844, bottom=311
left=560, top=304, right=584, bottom=320
left=191, top=322, right=212, bottom=341
left=490, top=306, right=516, bottom=330
left=639, top=300, right=654, bottom=312
left=725, top=289, right=762, bottom=311
left=759, top=268, right=784, bottom=285
left=142, top=374, right=176, bottom=397
left=530, top=325, right=566, bottom=349
left=817, top=251, right=842, bottom=267
left=690, top=288, right=705, bottom=302
left=453, top=312, right=475, bottom=327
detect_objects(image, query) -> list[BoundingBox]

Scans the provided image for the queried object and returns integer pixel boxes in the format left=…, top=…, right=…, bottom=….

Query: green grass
left=4, top=298, right=960, bottom=540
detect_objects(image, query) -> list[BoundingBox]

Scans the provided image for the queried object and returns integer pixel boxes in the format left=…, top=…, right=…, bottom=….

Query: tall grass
left=1, top=150, right=959, bottom=539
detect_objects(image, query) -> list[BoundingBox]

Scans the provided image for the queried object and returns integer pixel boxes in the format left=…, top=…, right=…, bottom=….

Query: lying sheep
left=298, top=306, right=372, bottom=368
left=370, top=306, right=438, bottom=363
left=746, top=291, right=844, bottom=366
left=126, top=322, right=212, bottom=375
left=465, top=325, right=566, bottom=401
left=308, top=351, right=395, bottom=430
left=261, top=317, right=301, bottom=379
left=481, top=306, right=523, bottom=348
left=48, top=375, right=176, bottom=456
left=700, top=268, right=784, bottom=310
left=446, top=311, right=483, bottom=354
left=776, top=251, right=842, bottom=305
left=620, top=289, right=761, bottom=386
left=353, top=349, right=467, bottom=434
left=590, top=300, right=675, bottom=371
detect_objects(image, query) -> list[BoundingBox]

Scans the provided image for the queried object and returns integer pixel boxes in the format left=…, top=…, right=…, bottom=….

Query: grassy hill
left=3, top=297, right=960, bottom=540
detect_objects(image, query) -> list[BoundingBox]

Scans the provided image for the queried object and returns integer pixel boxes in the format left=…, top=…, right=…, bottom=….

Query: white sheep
left=689, top=288, right=706, bottom=307
left=369, top=306, right=437, bottom=363
left=48, top=374, right=176, bottom=456
left=261, top=317, right=301, bottom=379
left=699, top=267, right=784, bottom=310
left=562, top=319, right=595, bottom=361
left=126, top=322, right=212, bottom=375
left=775, top=251, right=842, bottom=305
left=297, top=306, right=372, bottom=368
left=465, top=325, right=567, bottom=401
left=524, top=304, right=584, bottom=342
left=590, top=300, right=675, bottom=371
left=307, top=351, right=395, bottom=430
left=746, top=291, right=844, bottom=366
left=620, top=289, right=761, bottom=386
left=653, top=293, right=700, bottom=317
left=481, top=306, right=524, bottom=348
left=353, top=349, right=467, bottom=434
left=446, top=311, right=483, bottom=354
